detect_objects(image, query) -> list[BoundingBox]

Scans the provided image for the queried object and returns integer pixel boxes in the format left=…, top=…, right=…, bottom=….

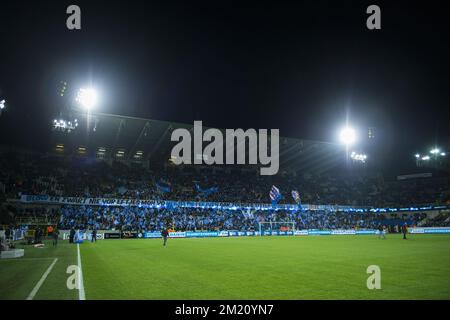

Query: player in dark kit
left=52, top=229, right=59, bottom=247
left=377, top=225, right=386, bottom=239
left=69, top=227, right=75, bottom=243
left=161, top=228, right=169, bottom=246
left=402, top=223, right=408, bottom=240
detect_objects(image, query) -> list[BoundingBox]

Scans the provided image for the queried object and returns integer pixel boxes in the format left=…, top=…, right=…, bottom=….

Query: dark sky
left=0, top=0, right=449, bottom=170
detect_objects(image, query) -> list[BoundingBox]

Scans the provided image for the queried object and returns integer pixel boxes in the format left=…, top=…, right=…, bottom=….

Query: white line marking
left=77, top=244, right=86, bottom=300
left=26, top=258, right=58, bottom=300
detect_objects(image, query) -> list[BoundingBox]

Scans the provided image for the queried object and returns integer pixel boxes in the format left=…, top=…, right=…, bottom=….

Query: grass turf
left=1, top=234, right=450, bottom=299
left=0, top=240, right=78, bottom=300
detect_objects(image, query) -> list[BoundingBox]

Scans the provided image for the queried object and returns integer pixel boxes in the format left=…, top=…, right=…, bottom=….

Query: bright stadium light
left=351, top=151, right=367, bottom=163
left=0, top=99, right=5, bottom=110
left=422, top=155, right=430, bottom=161
left=430, top=148, right=440, bottom=155
left=76, top=88, right=98, bottom=110
left=415, top=154, right=420, bottom=158
left=441, top=152, right=446, bottom=156
left=339, top=127, right=356, bottom=146
left=52, top=117, right=78, bottom=133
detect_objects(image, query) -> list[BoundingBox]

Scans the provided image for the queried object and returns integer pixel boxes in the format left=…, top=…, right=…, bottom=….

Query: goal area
left=258, top=221, right=296, bottom=236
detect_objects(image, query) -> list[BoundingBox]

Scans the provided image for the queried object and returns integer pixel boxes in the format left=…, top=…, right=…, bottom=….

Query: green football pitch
left=1, top=234, right=450, bottom=300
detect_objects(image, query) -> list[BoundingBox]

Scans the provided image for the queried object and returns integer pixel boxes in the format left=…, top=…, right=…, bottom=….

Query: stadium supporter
left=422, top=211, right=450, bottom=227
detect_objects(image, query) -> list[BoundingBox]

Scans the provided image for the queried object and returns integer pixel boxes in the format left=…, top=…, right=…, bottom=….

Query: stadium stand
left=56, top=205, right=430, bottom=232
left=0, top=116, right=449, bottom=231
left=1, top=147, right=449, bottom=205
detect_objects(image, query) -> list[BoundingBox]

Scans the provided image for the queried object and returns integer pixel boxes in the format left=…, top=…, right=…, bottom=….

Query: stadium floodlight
left=351, top=151, right=367, bottom=163
left=441, top=152, right=446, bottom=156
left=76, top=88, right=98, bottom=110
left=415, top=154, right=420, bottom=158
left=421, top=155, right=430, bottom=161
left=52, top=117, right=78, bottom=133
left=0, top=99, right=5, bottom=110
left=430, top=148, right=440, bottom=155
left=339, top=127, right=356, bottom=146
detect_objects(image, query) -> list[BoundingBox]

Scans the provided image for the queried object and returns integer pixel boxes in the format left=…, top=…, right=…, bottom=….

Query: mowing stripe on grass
left=77, top=243, right=86, bottom=300
left=26, top=258, right=58, bottom=300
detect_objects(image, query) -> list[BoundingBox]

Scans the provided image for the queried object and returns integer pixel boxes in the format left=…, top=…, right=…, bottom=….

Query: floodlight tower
left=339, top=126, right=358, bottom=167
left=0, top=99, right=5, bottom=117
left=76, top=88, right=98, bottom=133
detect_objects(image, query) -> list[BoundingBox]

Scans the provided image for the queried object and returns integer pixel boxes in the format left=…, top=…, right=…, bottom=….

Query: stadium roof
left=51, top=112, right=346, bottom=174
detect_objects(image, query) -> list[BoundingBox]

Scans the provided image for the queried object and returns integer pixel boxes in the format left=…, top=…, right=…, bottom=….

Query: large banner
left=18, top=194, right=360, bottom=212
left=331, top=229, right=357, bottom=235
left=293, top=229, right=376, bottom=236
left=62, top=232, right=105, bottom=240
left=355, top=230, right=377, bottom=235
left=409, top=227, right=450, bottom=234
left=308, top=230, right=332, bottom=235
left=186, top=231, right=219, bottom=238
left=143, top=232, right=162, bottom=238
left=142, top=231, right=188, bottom=238
left=19, top=194, right=450, bottom=213
left=20, top=195, right=164, bottom=207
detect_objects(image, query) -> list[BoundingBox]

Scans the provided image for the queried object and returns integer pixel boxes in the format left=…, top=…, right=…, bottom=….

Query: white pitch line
left=26, top=258, right=58, bottom=300
left=77, top=243, right=86, bottom=300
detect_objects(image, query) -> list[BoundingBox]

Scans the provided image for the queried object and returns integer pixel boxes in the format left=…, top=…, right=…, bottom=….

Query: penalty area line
left=26, top=258, right=58, bottom=300
left=77, top=243, right=86, bottom=300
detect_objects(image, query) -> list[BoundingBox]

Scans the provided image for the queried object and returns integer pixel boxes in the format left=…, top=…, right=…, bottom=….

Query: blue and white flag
left=243, top=208, right=255, bottom=219
left=269, top=185, right=282, bottom=204
left=195, top=183, right=219, bottom=196
left=155, top=180, right=171, bottom=193
left=117, top=186, right=128, bottom=195
left=291, top=190, right=301, bottom=204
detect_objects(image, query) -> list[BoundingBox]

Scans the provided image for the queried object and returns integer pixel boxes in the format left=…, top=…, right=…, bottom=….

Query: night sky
left=0, top=0, right=449, bottom=171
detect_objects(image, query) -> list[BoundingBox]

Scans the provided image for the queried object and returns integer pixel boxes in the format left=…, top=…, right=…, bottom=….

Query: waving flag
left=243, top=208, right=255, bottom=219
left=117, top=186, right=128, bottom=195
left=269, top=185, right=282, bottom=204
left=155, top=180, right=171, bottom=193
left=195, top=183, right=219, bottom=196
left=291, top=190, right=301, bottom=204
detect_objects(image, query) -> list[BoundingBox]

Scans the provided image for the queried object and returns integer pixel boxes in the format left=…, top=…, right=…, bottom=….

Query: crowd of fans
left=1, top=149, right=449, bottom=208
left=1, top=148, right=449, bottom=231
left=57, top=205, right=429, bottom=232
left=422, top=211, right=450, bottom=227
